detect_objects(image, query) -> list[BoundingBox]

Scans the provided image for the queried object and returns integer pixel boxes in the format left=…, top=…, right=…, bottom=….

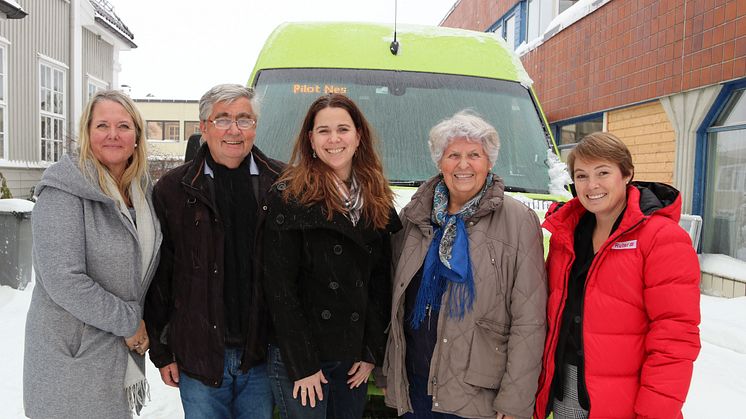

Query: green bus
left=249, top=21, right=569, bottom=217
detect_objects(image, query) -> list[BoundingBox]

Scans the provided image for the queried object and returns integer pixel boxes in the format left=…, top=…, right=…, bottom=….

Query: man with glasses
left=145, top=84, right=282, bottom=418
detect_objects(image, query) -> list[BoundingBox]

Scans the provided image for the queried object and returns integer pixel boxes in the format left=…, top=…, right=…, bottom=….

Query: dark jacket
left=261, top=183, right=402, bottom=381
left=535, top=182, right=701, bottom=418
left=144, top=143, right=283, bottom=387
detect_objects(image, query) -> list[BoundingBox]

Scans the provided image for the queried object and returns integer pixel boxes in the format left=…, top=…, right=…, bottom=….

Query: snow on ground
left=1, top=285, right=745, bottom=417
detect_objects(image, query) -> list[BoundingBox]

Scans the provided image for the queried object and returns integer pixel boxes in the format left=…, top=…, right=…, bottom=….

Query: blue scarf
left=410, top=173, right=494, bottom=329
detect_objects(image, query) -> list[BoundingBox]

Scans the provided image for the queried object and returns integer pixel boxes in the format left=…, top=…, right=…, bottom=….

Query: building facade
left=442, top=0, right=746, bottom=296
left=0, top=0, right=135, bottom=198
left=134, top=98, right=200, bottom=179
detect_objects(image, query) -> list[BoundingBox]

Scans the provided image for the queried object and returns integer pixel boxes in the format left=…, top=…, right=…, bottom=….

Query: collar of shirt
left=203, top=153, right=259, bottom=178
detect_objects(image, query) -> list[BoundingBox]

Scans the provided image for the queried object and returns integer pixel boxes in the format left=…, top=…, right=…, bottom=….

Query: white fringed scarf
left=104, top=174, right=156, bottom=415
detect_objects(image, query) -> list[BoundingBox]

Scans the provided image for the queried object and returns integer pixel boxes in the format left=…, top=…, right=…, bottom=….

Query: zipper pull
left=427, top=304, right=432, bottom=330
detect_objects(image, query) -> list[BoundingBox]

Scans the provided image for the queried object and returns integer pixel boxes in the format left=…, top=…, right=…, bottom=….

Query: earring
left=312, top=151, right=317, bottom=159
left=134, top=143, right=138, bottom=148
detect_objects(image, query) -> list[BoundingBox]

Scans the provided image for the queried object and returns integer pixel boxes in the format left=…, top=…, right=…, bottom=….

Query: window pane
left=528, top=0, right=540, bottom=41
left=559, top=0, right=579, bottom=15
left=184, top=121, right=201, bottom=141
left=505, top=15, right=516, bottom=49
left=147, top=121, right=164, bottom=140
left=54, top=92, right=62, bottom=114
left=702, top=129, right=746, bottom=261
left=165, top=122, right=180, bottom=141
left=54, top=69, right=63, bottom=93
left=714, top=90, right=746, bottom=127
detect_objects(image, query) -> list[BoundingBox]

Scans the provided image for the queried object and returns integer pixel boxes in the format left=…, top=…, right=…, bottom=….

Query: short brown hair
left=567, top=132, right=634, bottom=180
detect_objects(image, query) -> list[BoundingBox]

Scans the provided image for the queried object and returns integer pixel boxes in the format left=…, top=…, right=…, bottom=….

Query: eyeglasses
left=209, top=118, right=257, bottom=130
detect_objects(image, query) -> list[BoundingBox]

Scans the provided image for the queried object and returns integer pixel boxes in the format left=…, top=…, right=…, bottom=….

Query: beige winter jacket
left=382, top=175, right=547, bottom=419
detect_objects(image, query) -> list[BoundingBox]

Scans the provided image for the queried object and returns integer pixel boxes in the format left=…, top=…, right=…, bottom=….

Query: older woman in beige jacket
left=381, top=111, right=547, bottom=419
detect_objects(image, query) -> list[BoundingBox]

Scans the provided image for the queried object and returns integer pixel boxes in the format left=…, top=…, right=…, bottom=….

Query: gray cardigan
left=23, top=155, right=162, bottom=419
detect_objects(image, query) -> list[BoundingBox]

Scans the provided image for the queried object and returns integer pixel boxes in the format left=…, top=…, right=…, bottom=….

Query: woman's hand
left=124, top=319, right=149, bottom=355
left=346, top=361, right=374, bottom=388
left=293, top=370, right=328, bottom=407
left=496, top=414, right=514, bottom=419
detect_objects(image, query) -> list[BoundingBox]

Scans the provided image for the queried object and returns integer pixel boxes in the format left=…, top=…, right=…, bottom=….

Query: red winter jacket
left=534, top=182, right=701, bottom=419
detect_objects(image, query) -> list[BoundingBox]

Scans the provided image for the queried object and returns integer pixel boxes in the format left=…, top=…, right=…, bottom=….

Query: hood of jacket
left=35, top=155, right=117, bottom=204
left=543, top=181, right=682, bottom=241
left=400, top=173, right=507, bottom=227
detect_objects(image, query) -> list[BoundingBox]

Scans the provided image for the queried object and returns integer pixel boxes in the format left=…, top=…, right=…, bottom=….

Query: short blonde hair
left=78, top=90, right=148, bottom=200
left=567, top=132, right=634, bottom=180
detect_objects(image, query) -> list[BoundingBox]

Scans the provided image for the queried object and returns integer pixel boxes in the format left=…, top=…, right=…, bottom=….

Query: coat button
left=442, top=338, right=448, bottom=343
left=275, top=214, right=285, bottom=224
left=262, top=205, right=267, bottom=211
left=355, top=280, right=364, bottom=288
left=333, top=244, right=343, bottom=255
left=350, top=312, right=360, bottom=322
left=277, top=182, right=287, bottom=191
left=574, top=315, right=581, bottom=324
left=329, top=281, right=339, bottom=290
left=321, top=310, right=332, bottom=320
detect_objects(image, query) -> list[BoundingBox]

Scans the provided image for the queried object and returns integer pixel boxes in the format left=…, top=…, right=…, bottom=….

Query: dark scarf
left=206, top=152, right=257, bottom=346
left=410, top=173, right=494, bottom=329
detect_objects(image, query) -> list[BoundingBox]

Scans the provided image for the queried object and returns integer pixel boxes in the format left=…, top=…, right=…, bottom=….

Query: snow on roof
left=0, top=0, right=27, bottom=19
left=700, top=253, right=746, bottom=283
left=0, top=199, right=34, bottom=213
left=89, top=0, right=136, bottom=48
left=517, top=0, right=612, bottom=57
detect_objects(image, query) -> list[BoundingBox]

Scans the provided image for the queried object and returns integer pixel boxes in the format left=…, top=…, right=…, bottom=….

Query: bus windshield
left=253, top=68, right=553, bottom=194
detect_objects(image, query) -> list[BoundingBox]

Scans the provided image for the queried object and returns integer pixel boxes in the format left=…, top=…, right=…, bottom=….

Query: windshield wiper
left=389, top=180, right=424, bottom=187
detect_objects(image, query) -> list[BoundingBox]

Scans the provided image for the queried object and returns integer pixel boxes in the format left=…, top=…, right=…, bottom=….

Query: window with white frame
left=87, top=75, right=108, bottom=99
left=0, top=43, right=7, bottom=160
left=40, top=61, right=66, bottom=162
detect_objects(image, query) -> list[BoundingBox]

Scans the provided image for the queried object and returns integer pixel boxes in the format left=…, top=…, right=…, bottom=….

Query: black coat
left=144, top=143, right=283, bottom=387
left=262, top=183, right=402, bottom=381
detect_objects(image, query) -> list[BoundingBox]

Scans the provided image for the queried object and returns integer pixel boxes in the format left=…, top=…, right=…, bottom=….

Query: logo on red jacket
left=612, top=240, right=637, bottom=250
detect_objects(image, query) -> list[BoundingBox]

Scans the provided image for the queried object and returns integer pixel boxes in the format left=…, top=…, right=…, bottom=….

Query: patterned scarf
left=410, top=173, right=494, bottom=329
left=334, top=172, right=363, bottom=226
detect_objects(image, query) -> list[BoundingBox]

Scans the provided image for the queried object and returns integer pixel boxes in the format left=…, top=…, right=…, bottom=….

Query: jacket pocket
left=70, top=322, right=87, bottom=358
left=463, top=318, right=509, bottom=389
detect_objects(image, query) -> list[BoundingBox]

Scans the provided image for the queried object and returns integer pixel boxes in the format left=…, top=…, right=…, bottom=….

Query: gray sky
left=112, top=0, right=457, bottom=100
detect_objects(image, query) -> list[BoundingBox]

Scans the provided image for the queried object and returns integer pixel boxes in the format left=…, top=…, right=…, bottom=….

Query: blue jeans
left=267, top=345, right=368, bottom=419
left=179, top=347, right=273, bottom=419
left=403, top=374, right=464, bottom=419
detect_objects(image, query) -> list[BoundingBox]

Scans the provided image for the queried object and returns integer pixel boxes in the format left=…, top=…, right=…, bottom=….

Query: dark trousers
left=403, top=374, right=464, bottom=419
left=268, top=345, right=367, bottom=419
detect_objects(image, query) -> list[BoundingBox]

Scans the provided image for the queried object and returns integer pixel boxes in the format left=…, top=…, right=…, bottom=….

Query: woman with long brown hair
left=262, top=93, right=401, bottom=418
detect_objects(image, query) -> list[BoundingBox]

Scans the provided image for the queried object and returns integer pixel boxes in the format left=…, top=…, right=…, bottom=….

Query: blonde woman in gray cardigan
left=23, top=90, right=161, bottom=418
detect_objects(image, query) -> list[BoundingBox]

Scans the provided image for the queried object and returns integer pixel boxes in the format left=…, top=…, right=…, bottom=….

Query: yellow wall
left=607, top=101, right=676, bottom=184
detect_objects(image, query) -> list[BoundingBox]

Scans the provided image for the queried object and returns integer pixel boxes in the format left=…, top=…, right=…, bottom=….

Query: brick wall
left=441, top=0, right=517, bottom=31
left=508, top=0, right=746, bottom=123
left=607, top=101, right=676, bottom=184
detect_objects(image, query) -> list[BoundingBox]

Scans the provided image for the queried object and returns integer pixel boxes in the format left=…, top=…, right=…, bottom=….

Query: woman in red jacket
left=535, top=132, right=700, bottom=419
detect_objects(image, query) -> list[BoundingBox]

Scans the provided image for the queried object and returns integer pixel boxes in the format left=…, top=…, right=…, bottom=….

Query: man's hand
left=159, top=362, right=180, bottom=387
left=293, top=370, right=328, bottom=407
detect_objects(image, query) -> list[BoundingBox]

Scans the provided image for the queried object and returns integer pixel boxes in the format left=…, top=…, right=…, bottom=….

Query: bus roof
left=249, top=22, right=533, bottom=86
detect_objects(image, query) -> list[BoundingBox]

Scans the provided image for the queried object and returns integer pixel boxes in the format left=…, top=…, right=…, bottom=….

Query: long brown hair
left=279, top=94, right=394, bottom=229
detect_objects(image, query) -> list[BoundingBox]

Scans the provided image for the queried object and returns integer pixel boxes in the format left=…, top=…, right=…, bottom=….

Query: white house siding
left=82, top=27, right=112, bottom=99
left=0, top=0, right=71, bottom=198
